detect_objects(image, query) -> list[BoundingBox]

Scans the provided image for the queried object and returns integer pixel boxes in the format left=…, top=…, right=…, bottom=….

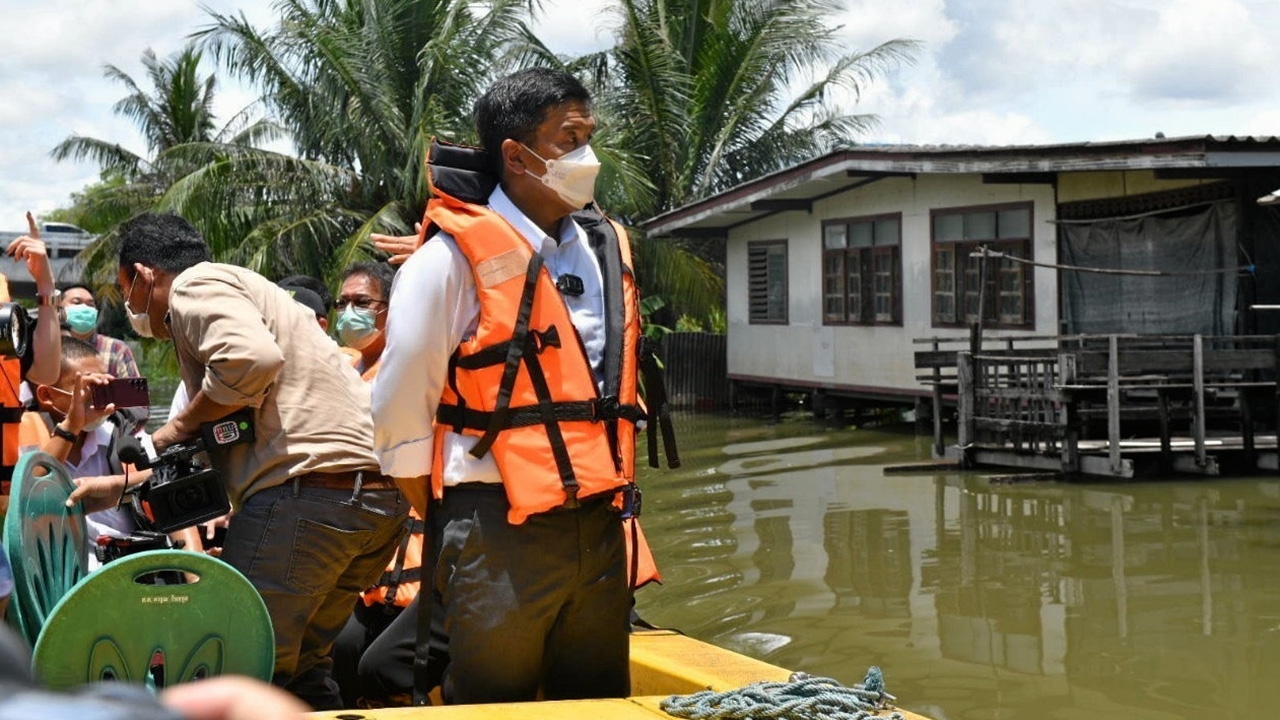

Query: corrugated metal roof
left=643, top=135, right=1280, bottom=238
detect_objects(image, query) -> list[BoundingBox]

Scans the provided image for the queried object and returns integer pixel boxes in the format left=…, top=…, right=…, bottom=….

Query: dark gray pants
left=219, top=480, right=405, bottom=710
left=434, top=485, right=630, bottom=704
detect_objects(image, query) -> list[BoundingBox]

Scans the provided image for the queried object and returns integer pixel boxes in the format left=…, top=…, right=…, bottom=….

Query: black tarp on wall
left=1060, top=201, right=1237, bottom=335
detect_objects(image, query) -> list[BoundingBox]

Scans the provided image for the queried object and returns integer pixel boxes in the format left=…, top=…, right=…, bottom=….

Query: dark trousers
left=219, top=480, right=405, bottom=710
left=433, top=485, right=630, bottom=705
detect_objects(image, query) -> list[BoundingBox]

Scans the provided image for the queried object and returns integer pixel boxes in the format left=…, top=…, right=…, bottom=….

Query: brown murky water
left=635, top=412, right=1280, bottom=720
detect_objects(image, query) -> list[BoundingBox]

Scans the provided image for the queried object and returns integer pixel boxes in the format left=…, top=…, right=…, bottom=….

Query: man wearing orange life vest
left=371, top=68, right=674, bottom=705
left=0, top=212, right=65, bottom=522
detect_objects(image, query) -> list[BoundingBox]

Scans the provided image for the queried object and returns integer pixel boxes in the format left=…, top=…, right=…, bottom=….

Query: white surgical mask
left=124, top=274, right=155, bottom=338
left=522, top=143, right=601, bottom=209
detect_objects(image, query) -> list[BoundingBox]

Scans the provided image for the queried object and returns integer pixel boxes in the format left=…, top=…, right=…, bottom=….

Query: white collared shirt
left=20, top=422, right=148, bottom=570
left=372, top=186, right=607, bottom=484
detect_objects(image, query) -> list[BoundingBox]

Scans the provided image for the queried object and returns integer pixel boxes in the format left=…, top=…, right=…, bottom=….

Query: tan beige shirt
left=168, top=262, right=377, bottom=507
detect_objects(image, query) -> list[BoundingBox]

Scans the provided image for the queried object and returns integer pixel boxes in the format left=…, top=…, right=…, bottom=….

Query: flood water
left=634, top=412, right=1280, bottom=720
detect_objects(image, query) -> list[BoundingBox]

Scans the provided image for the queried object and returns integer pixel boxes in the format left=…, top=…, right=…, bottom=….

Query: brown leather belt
left=294, top=470, right=398, bottom=491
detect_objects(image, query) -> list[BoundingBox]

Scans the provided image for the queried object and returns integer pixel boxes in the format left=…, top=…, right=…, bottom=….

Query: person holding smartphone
left=18, top=337, right=200, bottom=569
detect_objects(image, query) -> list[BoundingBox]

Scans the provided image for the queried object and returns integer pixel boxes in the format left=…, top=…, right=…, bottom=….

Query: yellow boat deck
left=310, top=630, right=927, bottom=720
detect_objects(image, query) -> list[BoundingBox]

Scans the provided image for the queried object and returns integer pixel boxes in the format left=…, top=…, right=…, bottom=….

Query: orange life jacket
left=426, top=193, right=643, bottom=523
left=362, top=511, right=425, bottom=608
left=0, top=277, right=22, bottom=485
left=423, top=138, right=675, bottom=588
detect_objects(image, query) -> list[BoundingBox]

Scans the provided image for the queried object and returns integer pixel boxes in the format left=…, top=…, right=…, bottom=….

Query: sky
left=2, top=0, right=1280, bottom=229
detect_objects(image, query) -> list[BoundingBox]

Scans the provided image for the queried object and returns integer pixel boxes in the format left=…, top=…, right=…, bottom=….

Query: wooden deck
left=916, top=333, right=1280, bottom=477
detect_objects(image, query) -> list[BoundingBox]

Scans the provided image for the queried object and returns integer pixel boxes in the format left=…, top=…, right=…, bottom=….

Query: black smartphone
left=90, top=377, right=150, bottom=409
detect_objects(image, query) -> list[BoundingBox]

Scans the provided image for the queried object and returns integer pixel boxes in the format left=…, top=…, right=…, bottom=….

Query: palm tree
left=53, top=45, right=219, bottom=179
left=185, top=0, right=538, bottom=283
left=50, top=43, right=278, bottom=281
left=598, top=0, right=918, bottom=215
left=541, top=0, right=919, bottom=324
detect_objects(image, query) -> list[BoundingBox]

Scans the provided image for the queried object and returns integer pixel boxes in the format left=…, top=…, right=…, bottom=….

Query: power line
left=971, top=247, right=1254, bottom=277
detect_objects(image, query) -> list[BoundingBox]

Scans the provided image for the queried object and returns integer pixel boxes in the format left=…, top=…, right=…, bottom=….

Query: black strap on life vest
left=377, top=516, right=425, bottom=610
left=639, top=335, right=681, bottom=469
left=467, top=253, right=544, bottom=460
left=437, top=395, right=645, bottom=429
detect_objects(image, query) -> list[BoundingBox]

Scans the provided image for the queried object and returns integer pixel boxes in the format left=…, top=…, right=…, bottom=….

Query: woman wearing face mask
left=335, top=262, right=395, bottom=380
left=330, top=260, right=427, bottom=708
left=59, top=283, right=141, bottom=380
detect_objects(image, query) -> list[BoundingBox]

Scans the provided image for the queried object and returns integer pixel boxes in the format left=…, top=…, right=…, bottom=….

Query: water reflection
left=637, top=412, right=1280, bottom=720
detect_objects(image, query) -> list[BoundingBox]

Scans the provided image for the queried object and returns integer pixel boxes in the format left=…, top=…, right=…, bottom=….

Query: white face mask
left=522, top=143, right=601, bottom=209
left=124, top=273, right=155, bottom=339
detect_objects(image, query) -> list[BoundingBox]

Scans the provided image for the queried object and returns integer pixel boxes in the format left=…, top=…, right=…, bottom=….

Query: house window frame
left=748, top=239, right=789, bottom=325
left=929, top=202, right=1035, bottom=329
left=821, top=213, right=903, bottom=327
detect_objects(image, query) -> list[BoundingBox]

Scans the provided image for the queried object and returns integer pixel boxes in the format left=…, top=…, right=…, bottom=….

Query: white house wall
left=725, top=174, right=1057, bottom=397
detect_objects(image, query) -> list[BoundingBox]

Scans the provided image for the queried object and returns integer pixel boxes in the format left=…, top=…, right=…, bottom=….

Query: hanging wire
left=1047, top=199, right=1220, bottom=224
left=971, top=247, right=1255, bottom=277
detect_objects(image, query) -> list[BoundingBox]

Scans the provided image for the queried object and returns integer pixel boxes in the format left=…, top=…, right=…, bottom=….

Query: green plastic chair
left=2, top=451, right=88, bottom=647
left=32, top=549, right=275, bottom=691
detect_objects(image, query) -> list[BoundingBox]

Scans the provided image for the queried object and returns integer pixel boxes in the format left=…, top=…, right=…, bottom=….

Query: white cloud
left=530, top=0, right=616, bottom=56
left=835, top=0, right=957, bottom=49
left=1123, top=0, right=1273, bottom=103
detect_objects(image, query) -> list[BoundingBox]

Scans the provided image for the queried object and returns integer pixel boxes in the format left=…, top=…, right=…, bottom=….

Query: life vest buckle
left=530, top=325, right=561, bottom=354
left=562, top=483, right=580, bottom=509
left=620, top=483, right=642, bottom=519
left=591, top=395, right=621, bottom=422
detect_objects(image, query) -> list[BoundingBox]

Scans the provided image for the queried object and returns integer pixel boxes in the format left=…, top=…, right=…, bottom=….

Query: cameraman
left=0, top=213, right=64, bottom=520
left=76, top=212, right=406, bottom=710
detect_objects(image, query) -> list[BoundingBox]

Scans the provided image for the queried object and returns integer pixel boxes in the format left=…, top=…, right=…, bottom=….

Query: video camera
left=115, top=409, right=256, bottom=534
left=0, top=302, right=30, bottom=359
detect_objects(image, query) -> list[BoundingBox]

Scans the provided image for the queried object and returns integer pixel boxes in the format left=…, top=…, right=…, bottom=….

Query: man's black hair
left=474, top=67, right=591, bottom=177
left=278, top=274, right=333, bottom=313
left=60, top=282, right=95, bottom=300
left=341, top=262, right=396, bottom=304
left=58, top=335, right=100, bottom=378
left=117, top=213, right=212, bottom=275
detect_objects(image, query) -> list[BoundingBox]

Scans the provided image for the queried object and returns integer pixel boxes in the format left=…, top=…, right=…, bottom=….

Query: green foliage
left=674, top=313, right=703, bottom=333
left=186, top=0, right=540, bottom=285
left=640, top=294, right=672, bottom=340
left=592, top=0, right=919, bottom=216
left=705, top=306, right=726, bottom=334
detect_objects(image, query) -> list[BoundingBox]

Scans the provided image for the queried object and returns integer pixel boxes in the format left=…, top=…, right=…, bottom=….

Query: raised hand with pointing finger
left=6, top=212, right=55, bottom=295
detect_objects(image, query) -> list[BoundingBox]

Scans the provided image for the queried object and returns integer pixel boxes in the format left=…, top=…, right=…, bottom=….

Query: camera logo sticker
left=212, top=420, right=241, bottom=445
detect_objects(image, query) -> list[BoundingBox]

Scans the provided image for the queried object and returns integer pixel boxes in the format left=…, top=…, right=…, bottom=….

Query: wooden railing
left=914, top=334, right=1280, bottom=476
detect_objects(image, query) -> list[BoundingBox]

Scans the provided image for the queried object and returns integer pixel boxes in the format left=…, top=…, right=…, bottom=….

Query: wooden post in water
left=931, top=338, right=945, bottom=458
left=957, top=351, right=975, bottom=469
left=1157, top=389, right=1173, bottom=475
left=1107, top=335, right=1122, bottom=475
left=1111, top=495, right=1129, bottom=640
left=1193, top=334, right=1207, bottom=468
left=1059, top=352, right=1079, bottom=473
